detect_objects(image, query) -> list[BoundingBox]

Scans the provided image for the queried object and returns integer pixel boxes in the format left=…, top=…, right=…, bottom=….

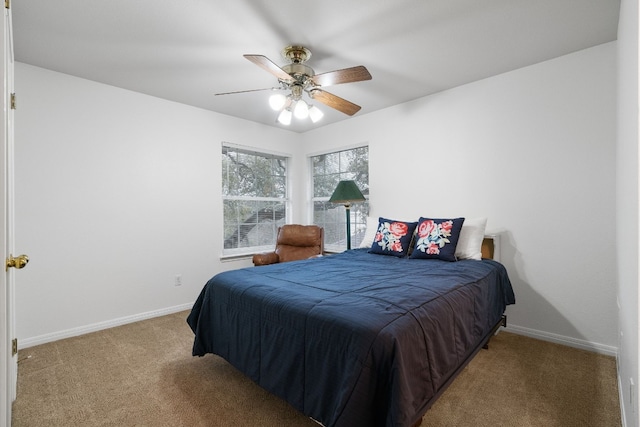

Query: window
left=222, top=143, right=289, bottom=256
left=311, top=146, right=369, bottom=252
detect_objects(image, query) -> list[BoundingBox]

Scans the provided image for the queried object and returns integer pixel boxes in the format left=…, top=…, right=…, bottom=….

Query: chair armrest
left=252, top=251, right=280, bottom=266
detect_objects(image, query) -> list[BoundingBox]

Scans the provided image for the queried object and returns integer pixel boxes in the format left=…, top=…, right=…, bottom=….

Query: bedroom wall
left=14, top=42, right=618, bottom=357
left=13, top=63, right=303, bottom=344
left=616, top=0, right=639, bottom=424
left=301, top=42, right=618, bottom=354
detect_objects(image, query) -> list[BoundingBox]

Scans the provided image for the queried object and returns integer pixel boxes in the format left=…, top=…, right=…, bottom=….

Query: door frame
left=1, top=4, right=14, bottom=427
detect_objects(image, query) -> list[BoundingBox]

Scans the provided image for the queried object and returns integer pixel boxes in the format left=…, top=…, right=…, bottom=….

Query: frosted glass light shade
left=269, top=93, right=287, bottom=111
left=277, top=108, right=292, bottom=125
left=308, top=105, right=324, bottom=123
left=293, top=100, right=309, bottom=119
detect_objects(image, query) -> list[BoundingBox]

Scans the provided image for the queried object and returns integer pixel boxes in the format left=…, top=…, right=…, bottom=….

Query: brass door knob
left=6, top=254, right=28, bottom=271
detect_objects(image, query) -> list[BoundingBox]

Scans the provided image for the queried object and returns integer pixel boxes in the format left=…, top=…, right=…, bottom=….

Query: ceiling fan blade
left=244, top=54, right=293, bottom=82
left=310, top=89, right=362, bottom=116
left=215, top=87, right=277, bottom=96
left=311, top=66, right=372, bottom=87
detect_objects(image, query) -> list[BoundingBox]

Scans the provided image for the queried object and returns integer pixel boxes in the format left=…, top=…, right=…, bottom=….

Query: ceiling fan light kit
left=308, top=105, right=324, bottom=123
left=293, top=99, right=309, bottom=119
left=216, top=45, right=371, bottom=126
left=277, top=108, right=293, bottom=125
left=269, top=93, right=287, bottom=111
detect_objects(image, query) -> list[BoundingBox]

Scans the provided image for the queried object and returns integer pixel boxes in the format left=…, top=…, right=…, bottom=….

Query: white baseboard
left=618, top=373, right=628, bottom=427
left=505, top=323, right=618, bottom=357
left=19, top=303, right=194, bottom=349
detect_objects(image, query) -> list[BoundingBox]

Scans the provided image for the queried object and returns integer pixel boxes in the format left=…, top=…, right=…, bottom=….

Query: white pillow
left=455, top=217, right=488, bottom=260
left=359, top=216, right=380, bottom=248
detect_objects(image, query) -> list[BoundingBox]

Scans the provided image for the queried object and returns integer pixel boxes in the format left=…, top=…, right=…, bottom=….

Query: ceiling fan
left=216, top=46, right=372, bottom=124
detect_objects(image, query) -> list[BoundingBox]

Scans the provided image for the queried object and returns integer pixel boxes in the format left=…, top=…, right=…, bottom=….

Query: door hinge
left=4, top=0, right=9, bottom=10
left=10, top=93, right=16, bottom=110
left=11, top=338, right=17, bottom=356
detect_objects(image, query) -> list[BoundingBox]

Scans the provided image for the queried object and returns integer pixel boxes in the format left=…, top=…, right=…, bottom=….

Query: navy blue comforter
left=187, top=249, right=515, bottom=427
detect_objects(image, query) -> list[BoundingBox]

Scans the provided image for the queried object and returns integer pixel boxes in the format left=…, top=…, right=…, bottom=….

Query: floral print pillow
left=368, top=217, right=417, bottom=257
left=410, top=217, right=465, bottom=261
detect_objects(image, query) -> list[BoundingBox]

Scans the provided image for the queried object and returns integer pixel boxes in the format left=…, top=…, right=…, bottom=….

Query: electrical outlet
left=174, top=274, right=182, bottom=287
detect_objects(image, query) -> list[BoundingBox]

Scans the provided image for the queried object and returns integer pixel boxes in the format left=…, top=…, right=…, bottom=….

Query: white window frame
left=309, top=145, right=369, bottom=252
left=221, top=142, right=290, bottom=257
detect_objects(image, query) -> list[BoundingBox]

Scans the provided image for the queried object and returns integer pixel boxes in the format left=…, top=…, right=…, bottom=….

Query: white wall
left=14, top=63, right=301, bottom=343
left=14, top=42, right=618, bottom=358
left=616, top=0, right=639, bottom=425
left=303, top=42, right=618, bottom=353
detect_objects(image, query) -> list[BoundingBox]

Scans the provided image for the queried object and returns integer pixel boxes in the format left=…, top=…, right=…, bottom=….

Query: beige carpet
left=12, top=311, right=621, bottom=426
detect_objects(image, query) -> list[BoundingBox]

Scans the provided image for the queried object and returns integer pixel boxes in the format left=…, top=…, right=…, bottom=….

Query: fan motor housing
left=282, top=63, right=314, bottom=80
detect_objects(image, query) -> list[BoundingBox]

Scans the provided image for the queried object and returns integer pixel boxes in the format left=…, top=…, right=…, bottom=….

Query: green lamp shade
left=329, top=180, right=365, bottom=204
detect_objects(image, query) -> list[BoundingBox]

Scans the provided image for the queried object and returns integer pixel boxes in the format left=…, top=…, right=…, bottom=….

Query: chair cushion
left=275, top=225, right=323, bottom=263
left=277, top=224, right=323, bottom=246
left=276, top=245, right=322, bottom=263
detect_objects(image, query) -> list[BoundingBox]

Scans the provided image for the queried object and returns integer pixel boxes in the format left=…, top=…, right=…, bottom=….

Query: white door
left=1, top=4, right=16, bottom=427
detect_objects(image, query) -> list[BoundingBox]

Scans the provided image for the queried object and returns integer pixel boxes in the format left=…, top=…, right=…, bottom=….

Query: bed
left=188, top=219, right=515, bottom=427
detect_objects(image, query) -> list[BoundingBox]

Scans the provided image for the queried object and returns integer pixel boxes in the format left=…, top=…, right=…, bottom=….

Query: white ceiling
left=12, top=0, right=620, bottom=133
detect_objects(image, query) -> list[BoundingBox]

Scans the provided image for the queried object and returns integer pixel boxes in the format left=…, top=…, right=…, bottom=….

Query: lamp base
left=345, top=204, right=352, bottom=250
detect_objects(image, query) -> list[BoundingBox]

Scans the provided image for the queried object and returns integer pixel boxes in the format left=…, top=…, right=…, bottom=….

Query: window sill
left=219, top=253, right=254, bottom=263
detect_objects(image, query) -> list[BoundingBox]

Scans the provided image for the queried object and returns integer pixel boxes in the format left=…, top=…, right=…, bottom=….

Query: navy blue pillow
left=368, top=217, right=417, bottom=257
left=410, top=217, right=465, bottom=261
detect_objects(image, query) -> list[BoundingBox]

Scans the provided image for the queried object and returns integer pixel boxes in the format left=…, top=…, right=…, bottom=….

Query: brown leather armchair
left=252, top=224, right=324, bottom=266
